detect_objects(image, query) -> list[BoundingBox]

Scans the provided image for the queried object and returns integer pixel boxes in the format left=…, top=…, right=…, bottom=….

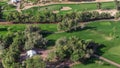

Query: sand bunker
left=61, top=7, right=72, bottom=11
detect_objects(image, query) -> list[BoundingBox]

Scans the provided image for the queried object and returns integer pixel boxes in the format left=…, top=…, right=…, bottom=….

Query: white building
left=11, top=0, right=21, bottom=3
left=27, top=50, right=37, bottom=58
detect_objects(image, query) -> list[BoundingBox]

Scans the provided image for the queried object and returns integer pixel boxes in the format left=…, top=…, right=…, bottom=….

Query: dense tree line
left=6, top=11, right=113, bottom=24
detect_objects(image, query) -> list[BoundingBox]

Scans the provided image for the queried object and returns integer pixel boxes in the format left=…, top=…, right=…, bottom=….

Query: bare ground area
left=95, top=0, right=113, bottom=2
left=95, top=9, right=118, bottom=16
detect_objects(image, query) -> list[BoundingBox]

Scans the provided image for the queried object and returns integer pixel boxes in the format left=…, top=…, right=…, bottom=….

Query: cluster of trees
left=6, top=11, right=62, bottom=23
left=6, top=11, right=113, bottom=24
left=48, top=36, right=100, bottom=62
left=0, top=24, right=102, bottom=68
left=57, top=18, right=78, bottom=31
left=24, top=25, right=47, bottom=50
left=0, top=25, right=47, bottom=68
left=57, top=11, right=112, bottom=31
left=2, top=32, right=24, bottom=68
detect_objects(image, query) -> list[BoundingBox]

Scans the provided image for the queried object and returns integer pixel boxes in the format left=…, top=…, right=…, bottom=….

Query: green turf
left=0, top=24, right=57, bottom=36
left=46, top=21, right=120, bottom=64
left=22, top=2, right=115, bottom=15
left=72, top=63, right=116, bottom=68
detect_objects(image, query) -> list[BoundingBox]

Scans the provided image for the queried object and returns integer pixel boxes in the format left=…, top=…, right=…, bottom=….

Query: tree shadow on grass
left=0, top=27, right=7, bottom=31
left=41, top=30, right=54, bottom=37
left=67, top=26, right=97, bottom=33
left=47, top=39, right=56, bottom=47
left=82, top=44, right=106, bottom=65
left=95, top=44, right=106, bottom=56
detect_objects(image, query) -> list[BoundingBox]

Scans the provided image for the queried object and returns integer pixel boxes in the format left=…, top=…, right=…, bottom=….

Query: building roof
left=27, top=50, right=37, bottom=58
left=11, top=0, right=21, bottom=3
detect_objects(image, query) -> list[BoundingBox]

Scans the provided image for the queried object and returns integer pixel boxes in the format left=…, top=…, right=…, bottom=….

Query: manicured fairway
left=23, top=2, right=115, bottom=15
left=0, top=24, right=57, bottom=36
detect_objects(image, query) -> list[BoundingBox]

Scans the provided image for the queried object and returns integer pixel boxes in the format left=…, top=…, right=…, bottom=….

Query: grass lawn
left=0, top=24, right=57, bottom=36
left=72, top=63, right=116, bottom=68
left=0, top=21, right=120, bottom=68
left=23, top=2, right=115, bottom=15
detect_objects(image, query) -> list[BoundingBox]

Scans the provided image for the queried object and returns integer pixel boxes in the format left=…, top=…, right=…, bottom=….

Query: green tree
left=96, top=2, right=102, bottom=9
left=25, top=55, right=46, bottom=68
left=24, top=25, right=47, bottom=50
left=114, top=0, right=120, bottom=10
left=49, top=36, right=99, bottom=62
left=2, top=32, right=24, bottom=68
left=57, top=18, right=78, bottom=31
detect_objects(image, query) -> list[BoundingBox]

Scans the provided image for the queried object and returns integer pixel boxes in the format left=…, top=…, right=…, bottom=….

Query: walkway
left=93, top=54, right=120, bottom=68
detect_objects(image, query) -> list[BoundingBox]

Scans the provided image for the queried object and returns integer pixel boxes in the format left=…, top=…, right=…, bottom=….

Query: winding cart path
left=93, top=54, right=120, bottom=68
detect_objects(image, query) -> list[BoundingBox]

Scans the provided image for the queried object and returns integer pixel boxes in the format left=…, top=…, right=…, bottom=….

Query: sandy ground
left=96, top=0, right=114, bottom=2
left=95, top=9, right=118, bottom=16
left=61, top=6, right=72, bottom=11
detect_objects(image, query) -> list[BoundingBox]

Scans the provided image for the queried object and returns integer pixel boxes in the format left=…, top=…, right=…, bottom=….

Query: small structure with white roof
left=11, top=0, right=21, bottom=3
left=27, top=50, right=37, bottom=58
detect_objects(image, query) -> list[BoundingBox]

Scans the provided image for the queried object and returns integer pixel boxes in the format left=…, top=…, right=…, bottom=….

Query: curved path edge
left=93, top=54, right=120, bottom=68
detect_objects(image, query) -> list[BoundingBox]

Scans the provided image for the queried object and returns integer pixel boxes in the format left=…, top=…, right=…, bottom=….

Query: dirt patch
left=104, top=36, right=113, bottom=41
left=96, top=0, right=113, bottom=2
left=52, top=10, right=59, bottom=14
left=61, top=7, right=72, bottom=11
left=95, top=9, right=118, bottom=16
left=0, top=22, right=13, bottom=25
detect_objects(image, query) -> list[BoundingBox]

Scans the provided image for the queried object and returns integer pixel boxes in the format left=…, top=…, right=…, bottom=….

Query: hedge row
left=6, top=11, right=113, bottom=23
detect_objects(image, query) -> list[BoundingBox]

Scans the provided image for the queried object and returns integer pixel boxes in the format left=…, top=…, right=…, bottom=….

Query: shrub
left=115, top=12, right=120, bottom=19
left=96, top=2, right=102, bottom=9
left=24, top=25, right=47, bottom=50
left=100, top=12, right=112, bottom=19
left=78, top=11, right=92, bottom=22
left=25, top=55, right=46, bottom=68
left=90, top=11, right=100, bottom=20
left=57, top=18, right=78, bottom=31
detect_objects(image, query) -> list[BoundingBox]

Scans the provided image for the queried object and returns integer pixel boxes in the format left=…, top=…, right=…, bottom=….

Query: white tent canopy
left=27, top=50, right=37, bottom=58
